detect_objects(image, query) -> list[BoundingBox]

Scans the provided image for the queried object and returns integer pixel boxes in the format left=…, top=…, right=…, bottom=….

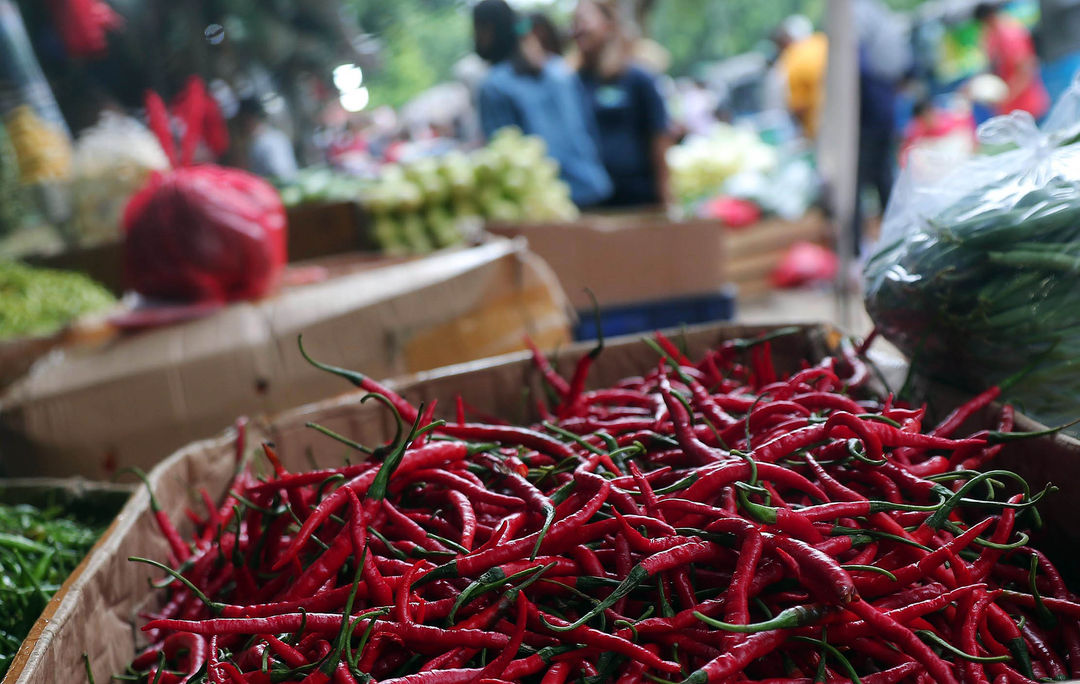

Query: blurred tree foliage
left=346, top=0, right=929, bottom=103
left=647, top=0, right=926, bottom=77
left=648, top=0, right=824, bottom=76
left=345, top=0, right=472, bottom=109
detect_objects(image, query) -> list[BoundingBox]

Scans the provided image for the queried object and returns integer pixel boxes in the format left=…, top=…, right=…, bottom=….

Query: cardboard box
left=487, top=213, right=728, bottom=310
left=725, top=211, right=831, bottom=298
left=0, top=478, right=131, bottom=683
left=0, top=239, right=570, bottom=479
left=487, top=210, right=830, bottom=308
left=284, top=201, right=372, bottom=262
left=8, top=321, right=1080, bottom=683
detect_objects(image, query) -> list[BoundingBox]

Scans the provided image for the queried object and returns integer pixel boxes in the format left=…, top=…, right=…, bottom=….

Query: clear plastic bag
left=864, top=76, right=1080, bottom=432
left=0, top=0, right=73, bottom=185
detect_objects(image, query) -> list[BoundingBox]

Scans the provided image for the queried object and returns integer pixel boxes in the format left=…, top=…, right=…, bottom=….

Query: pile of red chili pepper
left=121, top=329, right=1080, bottom=684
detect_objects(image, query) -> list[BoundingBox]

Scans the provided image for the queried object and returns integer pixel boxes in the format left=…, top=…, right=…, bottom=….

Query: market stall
left=4, top=0, right=1080, bottom=681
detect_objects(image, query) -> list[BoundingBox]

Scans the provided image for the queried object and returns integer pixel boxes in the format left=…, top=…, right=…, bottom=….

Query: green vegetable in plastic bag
left=864, top=79, right=1080, bottom=433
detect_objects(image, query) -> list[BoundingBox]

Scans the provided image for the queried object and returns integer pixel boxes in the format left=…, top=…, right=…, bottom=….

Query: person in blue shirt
left=572, top=0, right=672, bottom=208
left=473, top=0, right=612, bottom=208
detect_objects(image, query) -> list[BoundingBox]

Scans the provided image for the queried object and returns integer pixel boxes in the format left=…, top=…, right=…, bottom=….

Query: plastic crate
left=573, top=286, right=737, bottom=341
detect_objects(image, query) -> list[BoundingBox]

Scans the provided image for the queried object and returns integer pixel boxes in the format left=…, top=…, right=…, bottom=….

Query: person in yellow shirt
left=772, top=17, right=828, bottom=139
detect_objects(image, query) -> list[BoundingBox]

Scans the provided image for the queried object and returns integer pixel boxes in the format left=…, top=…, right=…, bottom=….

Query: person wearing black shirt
left=572, top=0, right=672, bottom=208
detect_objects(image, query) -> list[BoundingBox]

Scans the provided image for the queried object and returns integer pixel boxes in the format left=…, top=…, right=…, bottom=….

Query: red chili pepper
left=273, top=442, right=472, bottom=569
left=127, top=333, right=1078, bottom=683
left=681, top=629, right=789, bottom=683
left=129, top=469, right=191, bottom=563
left=525, top=336, right=571, bottom=400
left=846, top=598, right=959, bottom=684
left=932, top=386, right=1001, bottom=438
left=528, top=601, right=681, bottom=673
left=419, top=476, right=610, bottom=585
left=438, top=423, right=575, bottom=460
left=658, top=373, right=725, bottom=464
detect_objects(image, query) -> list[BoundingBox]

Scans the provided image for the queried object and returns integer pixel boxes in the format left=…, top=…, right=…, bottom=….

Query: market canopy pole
left=818, top=0, right=859, bottom=328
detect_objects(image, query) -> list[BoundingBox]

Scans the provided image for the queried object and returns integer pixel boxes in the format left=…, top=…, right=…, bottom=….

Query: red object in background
left=123, top=166, right=287, bottom=302
left=702, top=196, right=761, bottom=228
left=123, top=88, right=286, bottom=304
left=771, top=241, right=839, bottom=288
left=45, top=0, right=123, bottom=58
left=899, top=107, right=976, bottom=167
left=983, top=15, right=1050, bottom=119
left=171, top=77, right=229, bottom=160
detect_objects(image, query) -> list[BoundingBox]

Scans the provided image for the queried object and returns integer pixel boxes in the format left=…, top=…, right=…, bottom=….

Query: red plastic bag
left=771, top=241, right=838, bottom=288
left=702, top=196, right=761, bottom=228
left=123, top=84, right=286, bottom=303
left=171, top=76, right=229, bottom=160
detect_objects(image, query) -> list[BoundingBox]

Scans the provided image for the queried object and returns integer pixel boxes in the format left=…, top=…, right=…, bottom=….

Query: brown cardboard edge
left=1, top=481, right=134, bottom=684
left=276, top=321, right=834, bottom=426
left=2, top=429, right=246, bottom=684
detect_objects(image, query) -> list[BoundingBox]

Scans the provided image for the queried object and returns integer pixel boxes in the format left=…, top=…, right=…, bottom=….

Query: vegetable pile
left=124, top=330, right=1079, bottom=683
left=864, top=165, right=1080, bottom=435
left=363, top=128, right=577, bottom=254
left=667, top=125, right=777, bottom=206
left=278, top=168, right=370, bottom=208
left=279, top=128, right=579, bottom=255
left=864, top=85, right=1080, bottom=435
left=0, top=260, right=115, bottom=340
left=1, top=502, right=107, bottom=676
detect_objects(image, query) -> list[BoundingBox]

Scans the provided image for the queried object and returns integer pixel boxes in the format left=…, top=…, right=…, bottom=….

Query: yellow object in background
left=5, top=105, right=72, bottom=184
left=778, top=33, right=829, bottom=139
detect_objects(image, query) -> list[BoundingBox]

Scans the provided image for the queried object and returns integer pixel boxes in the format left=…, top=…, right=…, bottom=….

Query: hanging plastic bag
left=123, top=82, right=287, bottom=303
left=864, top=75, right=1080, bottom=431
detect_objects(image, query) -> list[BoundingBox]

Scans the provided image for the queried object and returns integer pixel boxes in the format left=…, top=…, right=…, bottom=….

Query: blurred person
left=474, top=0, right=611, bottom=207
left=529, top=12, right=565, bottom=57
left=772, top=16, right=828, bottom=139
left=236, top=97, right=298, bottom=181
left=973, top=2, right=1049, bottom=119
left=327, top=116, right=370, bottom=172
left=853, top=0, right=911, bottom=255
left=573, top=0, right=672, bottom=207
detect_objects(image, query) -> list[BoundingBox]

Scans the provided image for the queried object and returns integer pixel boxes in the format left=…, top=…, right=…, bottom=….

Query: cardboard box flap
left=0, top=239, right=570, bottom=479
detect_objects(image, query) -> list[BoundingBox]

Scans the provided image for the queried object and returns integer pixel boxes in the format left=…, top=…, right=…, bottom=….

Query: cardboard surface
left=0, top=239, right=570, bottom=480
left=487, top=211, right=829, bottom=309
left=285, top=201, right=372, bottom=262
left=11, top=321, right=1080, bottom=684
left=487, top=213, right=728, bottom=310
